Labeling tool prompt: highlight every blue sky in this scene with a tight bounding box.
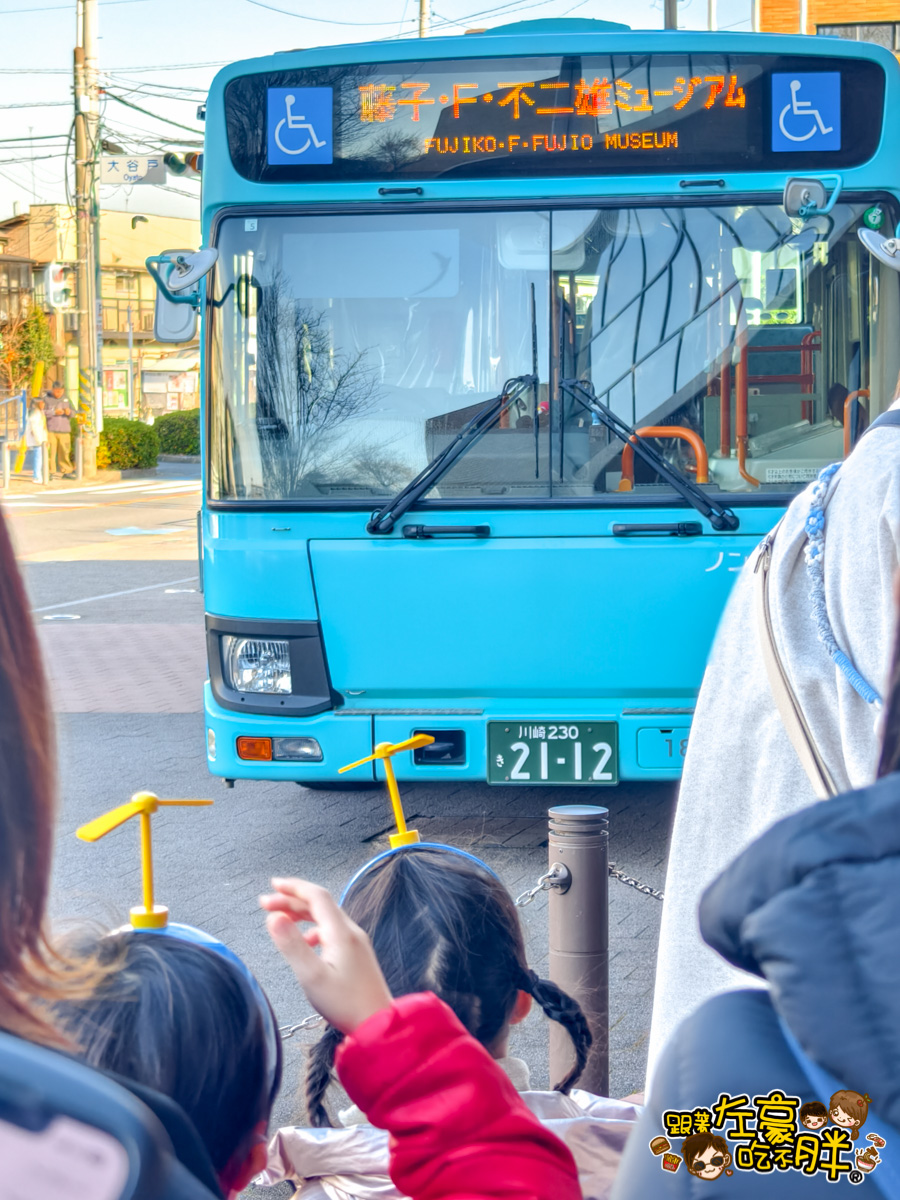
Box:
[0,0,752,222]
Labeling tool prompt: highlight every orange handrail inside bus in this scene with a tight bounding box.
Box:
[735,335,760,488]
[843,389,870,458]
[617,426,709,491]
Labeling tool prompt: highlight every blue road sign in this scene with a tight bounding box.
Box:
[772,73,841,153]
[267,87,333,165]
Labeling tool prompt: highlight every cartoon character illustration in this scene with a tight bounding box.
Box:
[829,1090,871,1140]
[800,1101,828,1129]
[683,1132,733,1180]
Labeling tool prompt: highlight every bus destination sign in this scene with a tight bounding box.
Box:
[225,53,884,182]
[355,70,748,160]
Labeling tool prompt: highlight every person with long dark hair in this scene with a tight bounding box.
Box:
[258,847,639,1199]
[0,506,100,1045]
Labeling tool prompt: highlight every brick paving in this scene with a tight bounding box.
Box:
[38,623,206,712]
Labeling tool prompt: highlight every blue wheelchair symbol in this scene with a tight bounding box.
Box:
[771,73,841,153]
[267,87,333,165]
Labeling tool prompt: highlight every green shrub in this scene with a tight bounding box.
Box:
[155,408,200,456]
[98,417,159,469]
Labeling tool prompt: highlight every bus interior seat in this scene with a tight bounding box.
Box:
[744,324,813,388]
[0,1029,222,1200]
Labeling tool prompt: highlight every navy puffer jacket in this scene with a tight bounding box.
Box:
[612,771,900,1197]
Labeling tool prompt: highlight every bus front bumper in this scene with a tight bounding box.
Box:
[204,684,692,784]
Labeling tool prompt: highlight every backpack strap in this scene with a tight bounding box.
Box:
[754,524,839,799]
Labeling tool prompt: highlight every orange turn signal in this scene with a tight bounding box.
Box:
[236,736,272,761]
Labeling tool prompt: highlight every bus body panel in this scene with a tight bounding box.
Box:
[307,528,759,699]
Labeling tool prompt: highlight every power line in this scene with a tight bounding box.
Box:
[0,101,72,110]
[0,152,68,165]
[0,0,148,12]
[104,61,228,73]
[0,134,69,144]
[103,92,204,135]
[242,0,414,23]
[0,61,225,75]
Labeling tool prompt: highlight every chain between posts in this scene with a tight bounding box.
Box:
[279,1014,324,1040]
[514,862,570,907]
[515,861,664,906]
[608,862,665,901]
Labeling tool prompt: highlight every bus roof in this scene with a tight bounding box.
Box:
[210,27,900,91]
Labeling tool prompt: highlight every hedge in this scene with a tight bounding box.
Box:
[155,408,200,456]
[97,417,159,470]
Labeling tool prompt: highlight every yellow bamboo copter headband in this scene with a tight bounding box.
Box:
[76,790,281,1099]
[339,735,434,848]
[338,735,501,903]
[76,791,213,928]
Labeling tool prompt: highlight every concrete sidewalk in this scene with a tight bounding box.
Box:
[1,466,175,495]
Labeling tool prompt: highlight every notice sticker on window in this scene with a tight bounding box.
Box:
[766,467,820,483]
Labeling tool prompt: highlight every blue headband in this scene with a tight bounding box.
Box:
[126,922,280,1104]
[339,841,501,905]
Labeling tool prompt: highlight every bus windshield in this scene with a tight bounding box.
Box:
[208,201,900,503]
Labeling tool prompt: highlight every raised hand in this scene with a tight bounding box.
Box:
[260,877,392,1033]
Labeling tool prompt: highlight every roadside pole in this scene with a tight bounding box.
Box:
[548,804,610,1095]
[127,303,134,420]
[74,0,100,474]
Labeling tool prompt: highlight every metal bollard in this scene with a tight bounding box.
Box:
[548,804,609,1096]
[75,435,84,481]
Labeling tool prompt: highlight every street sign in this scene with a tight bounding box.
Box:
[99,155,166,185]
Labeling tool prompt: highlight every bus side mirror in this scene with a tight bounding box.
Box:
[783,175,841,219]
[146,248,219,344]
[858,228,900,272]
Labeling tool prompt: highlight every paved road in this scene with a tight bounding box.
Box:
[3,465,676,1191]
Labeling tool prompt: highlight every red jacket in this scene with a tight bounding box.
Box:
[335,992,582,1200]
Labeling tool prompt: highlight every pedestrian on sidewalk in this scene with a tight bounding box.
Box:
[24,398,47,485]
[45,381,75,479]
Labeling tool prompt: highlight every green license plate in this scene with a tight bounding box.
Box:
[487,721,618,785]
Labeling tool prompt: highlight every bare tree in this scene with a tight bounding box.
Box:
[254,271,391,496]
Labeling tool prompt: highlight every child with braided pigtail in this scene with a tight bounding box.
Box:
[259,846,640,1200]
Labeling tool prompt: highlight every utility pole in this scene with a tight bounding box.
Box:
[418,0,429,37]
[708,0,717,30]
[799,0,808,33]
[74,0,101,472]
[664,0,678,29]
[127,302,134,420]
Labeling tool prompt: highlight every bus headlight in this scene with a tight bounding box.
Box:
[222,636,291,694]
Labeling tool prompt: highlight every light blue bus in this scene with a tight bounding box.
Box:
[167,20,900,787]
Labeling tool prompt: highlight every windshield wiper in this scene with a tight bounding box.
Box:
[559,379,739,532]
[367,375,538,535]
